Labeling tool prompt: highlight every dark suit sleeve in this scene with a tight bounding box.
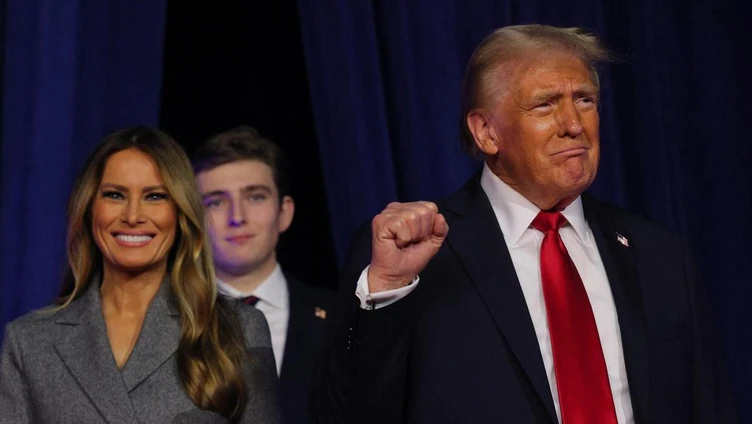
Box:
[310,222,421,424]
[683,242,739,423]
[0,325,32,424]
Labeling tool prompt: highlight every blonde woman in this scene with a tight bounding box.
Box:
[0,128,280,423]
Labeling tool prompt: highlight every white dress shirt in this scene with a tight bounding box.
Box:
[218,264,289,376]
[355,163,635,423]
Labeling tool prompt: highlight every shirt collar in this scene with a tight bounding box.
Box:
[479,163,591,246]
[216,263,289,310]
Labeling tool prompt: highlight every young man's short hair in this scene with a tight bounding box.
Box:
[192,126,290,199]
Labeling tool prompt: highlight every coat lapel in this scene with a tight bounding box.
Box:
[120,280,181,392]
[53,282,138,424]
[443,177,558,423]
[584,195,650,424]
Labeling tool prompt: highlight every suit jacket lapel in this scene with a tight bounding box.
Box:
[53,281,138,424]
[120,280,181,392]
[443,177,558,423]
[279,281,305,386]
[584,195,650,424]
[279,277,324,390]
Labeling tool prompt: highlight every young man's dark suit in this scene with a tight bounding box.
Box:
[312,172,737,424]
[278,275,332,424]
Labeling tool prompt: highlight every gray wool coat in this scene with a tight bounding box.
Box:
[0,280,281,424]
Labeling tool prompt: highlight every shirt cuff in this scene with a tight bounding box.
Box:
[354,265,420,310]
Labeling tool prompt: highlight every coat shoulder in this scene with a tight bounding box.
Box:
[5,306,62,341]
[286,276,334,308]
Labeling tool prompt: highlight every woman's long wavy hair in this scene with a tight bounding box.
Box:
[57,127,249,420]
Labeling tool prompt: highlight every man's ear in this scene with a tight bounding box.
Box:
[277,195,295,233]
[466,109,500,156]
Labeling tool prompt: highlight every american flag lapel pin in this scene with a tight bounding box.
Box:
[616,232,630,247]
[314,307,327,319]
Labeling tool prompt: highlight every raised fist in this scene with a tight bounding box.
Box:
[368,201,448,293]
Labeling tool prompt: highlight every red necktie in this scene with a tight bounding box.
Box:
[531,211,617,424]
[241,295,260,306]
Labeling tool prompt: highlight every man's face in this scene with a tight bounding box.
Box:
[196,160,294,277]
[479,52,600,209]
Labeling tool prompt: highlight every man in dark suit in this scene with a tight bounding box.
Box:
[312,24,737,423]
[192,126,332,424]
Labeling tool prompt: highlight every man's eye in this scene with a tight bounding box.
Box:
[204,198,223,208]
[576,95,598,107]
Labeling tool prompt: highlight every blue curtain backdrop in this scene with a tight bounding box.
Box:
[297,0,752,420]
[0,0,167,331]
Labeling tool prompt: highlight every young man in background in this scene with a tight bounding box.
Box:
[193,126,332,424]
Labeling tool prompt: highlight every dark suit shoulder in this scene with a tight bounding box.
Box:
[286,276,334,308]
[435,171,484,214]
[583,194,684,242]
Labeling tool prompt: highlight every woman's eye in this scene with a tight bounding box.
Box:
[146,192,170,201]
[102,191,124,200]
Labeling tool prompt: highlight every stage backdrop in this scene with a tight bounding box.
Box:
[297,0,752,420]
[0,0,167,330]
